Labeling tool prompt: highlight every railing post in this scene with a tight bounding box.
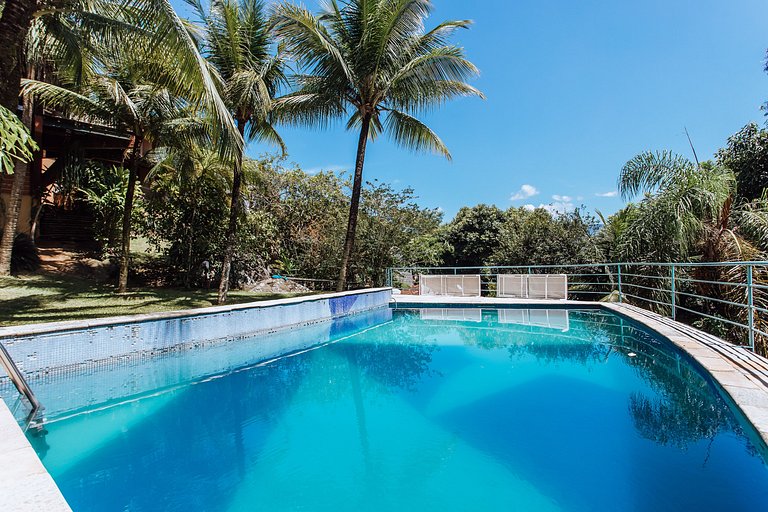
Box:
[617,263,623,303]
[670,264,676,320]
[747,264,755,351]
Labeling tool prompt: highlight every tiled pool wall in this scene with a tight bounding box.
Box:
[0,288,391,382]
[5,307,393,420]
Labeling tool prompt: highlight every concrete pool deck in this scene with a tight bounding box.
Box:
[391,295,768,445]
[0,399,71,511]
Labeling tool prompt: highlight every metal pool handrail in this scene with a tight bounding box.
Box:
[0,342,42,421]
[386,261,768,352]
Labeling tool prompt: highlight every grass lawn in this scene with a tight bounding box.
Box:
[0,273,311,327]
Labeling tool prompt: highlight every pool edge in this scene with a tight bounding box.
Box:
[0,399,71,511]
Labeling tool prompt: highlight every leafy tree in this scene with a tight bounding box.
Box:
[490,207,599,267]
[716,123,768,201]
[353,181,442,285]
[81,164,133,253]
[23,55,208,291]
[185,0,287,303]
[272,0,483,291]
[441,204,504,267]
[0,0,240,278]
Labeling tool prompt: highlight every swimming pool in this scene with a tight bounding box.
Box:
[19,307,768,511]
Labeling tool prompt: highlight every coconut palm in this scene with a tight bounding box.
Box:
[185,0,287,303]
[616,150,768,347]
[23,54,209,292]
[272,0,483,291]
[0,0,240,277]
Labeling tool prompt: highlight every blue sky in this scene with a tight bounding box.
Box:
[234,1,768,220]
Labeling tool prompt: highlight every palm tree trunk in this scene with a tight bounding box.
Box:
[0,0,35,112]
[117,135,142,293]
[0,93,34,276]
[217,119,247,304]
[336,113,372,292]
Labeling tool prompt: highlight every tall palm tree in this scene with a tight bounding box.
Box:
[23,55,208,291]
[0,0,240,277]
[186,0,287,304]
[616,150,768,346]
[617,151,739,262]
[272,0,483,291]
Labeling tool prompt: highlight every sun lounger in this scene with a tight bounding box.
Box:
[497,274,527,298]
[419,275,482,297]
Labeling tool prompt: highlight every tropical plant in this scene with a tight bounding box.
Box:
[80,164,132,253]
[0,104,39,275]
[184,0,287,303]
[141,144,233,287]
[615,150,768,348]
[22,53,209,291]
[272,0,483,291]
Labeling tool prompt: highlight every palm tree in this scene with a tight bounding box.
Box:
[185,0,287,304]
[615,150,768,347]
[617,151,740,262]
[0,0,240,277]
[23,55,209,291]
[272,0,483,291]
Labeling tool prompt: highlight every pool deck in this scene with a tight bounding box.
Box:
[0,399,71,511]
[392,295,768,445]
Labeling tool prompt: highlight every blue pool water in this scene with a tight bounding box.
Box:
[23,307,768,511]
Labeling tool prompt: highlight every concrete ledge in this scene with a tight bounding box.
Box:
[0,288,392,339]
[0,400,70,511]
[0,288,392,378]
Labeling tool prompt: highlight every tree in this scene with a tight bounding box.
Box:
[615,150,768,347]
[185,0,287,303]
[716,123,768,201]
[490,207,599,267]
[0,104,38,274]
[23,55,207,291]
[272,0,483,291]
[0,0,241,278]
[441,204,504,267]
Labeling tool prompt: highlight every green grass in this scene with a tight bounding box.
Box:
[0,273,311,327]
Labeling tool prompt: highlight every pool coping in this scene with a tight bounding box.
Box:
[0,287,393,339]
[391,295,768,445]
[0,399,70,511]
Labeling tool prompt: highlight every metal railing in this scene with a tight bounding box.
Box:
[386,262,768,352]
[0,342,43,426]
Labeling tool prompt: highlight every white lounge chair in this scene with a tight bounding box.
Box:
[497,274,527,298]
[527,274,568,300]
[419,275,482,297]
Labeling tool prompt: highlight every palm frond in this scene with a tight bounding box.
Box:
[384,108,450,159]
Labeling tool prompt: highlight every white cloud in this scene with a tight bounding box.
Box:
[522,204,536,211]
[595,190,618,198]
[510,184,539,201]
